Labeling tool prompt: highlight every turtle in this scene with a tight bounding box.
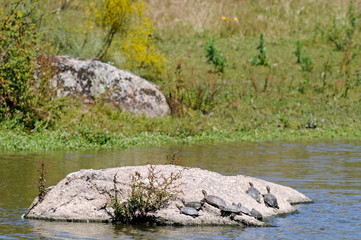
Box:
[234,202,251,216]
[250,208,263,221]
[176,204,199,217]
[246,182,261,203]
[181,199,204,211]
[263,186,279,209]
[219,204,242,217]
[201,190,226,209]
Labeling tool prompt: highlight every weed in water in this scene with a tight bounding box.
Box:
[165,151,181,165]
[33,160,51,202]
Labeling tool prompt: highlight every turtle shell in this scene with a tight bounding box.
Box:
[182,199,203,210]
[202,190,226,209]
[177,205,199,217]
[250,208,263,221]
[263,186,279,209]
[246,182,261,203]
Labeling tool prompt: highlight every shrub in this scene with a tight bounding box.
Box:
[86,0,137,59]
[325,1,357,51]
[84,0,166,81]
[118,14,166,81]
[107,165,183,223]
[0,1,56,129]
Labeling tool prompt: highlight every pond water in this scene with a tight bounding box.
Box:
[0,140,360,239]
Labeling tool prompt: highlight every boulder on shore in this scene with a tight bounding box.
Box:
[25,165,312,226]
[51,56,170,117]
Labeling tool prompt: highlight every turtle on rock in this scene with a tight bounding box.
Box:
[176,204,199,218]
[263,186,279,209]
[181,199,204,211]
[201,190,226,209]
[219,204,242,217]
[246,182,261,203]
[250,208,263,221]
[234,202,251,216]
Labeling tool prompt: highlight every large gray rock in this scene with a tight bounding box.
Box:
[51,56,170,117]
[24,165,312,226]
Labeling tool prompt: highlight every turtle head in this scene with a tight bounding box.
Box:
[202,190,207,197]
[176,204,182,210]
[266,186,271,193]
[249,182,254,187]
[181,198,186,205]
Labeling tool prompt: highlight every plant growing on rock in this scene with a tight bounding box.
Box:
[33,160,51,202]
[107,165,183,223]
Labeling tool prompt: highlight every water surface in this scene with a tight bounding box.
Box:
[0,140,360,239]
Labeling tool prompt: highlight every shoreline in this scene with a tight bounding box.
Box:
[1,127,360,152]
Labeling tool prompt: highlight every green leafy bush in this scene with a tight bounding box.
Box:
[205,38,226,73]
[0,1,59,129]
[326,1,357,51]
[108,165,183,223]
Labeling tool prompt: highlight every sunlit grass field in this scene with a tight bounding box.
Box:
[0,0,360,151]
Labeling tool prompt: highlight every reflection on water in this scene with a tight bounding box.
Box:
[0,140,360,239]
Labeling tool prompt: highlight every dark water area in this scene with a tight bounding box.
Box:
[0,140,360,239]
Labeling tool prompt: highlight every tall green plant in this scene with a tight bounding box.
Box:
[250,33,268,66]
[205,38,226,73]
[294,41,314,73]
[33,160,51,202]
[0,1,64,129]
[0,2,39,126]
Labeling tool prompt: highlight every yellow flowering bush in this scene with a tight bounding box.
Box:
[119,17,166,80]
[86,0,165,80]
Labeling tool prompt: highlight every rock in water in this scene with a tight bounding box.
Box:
[24,165,311,226]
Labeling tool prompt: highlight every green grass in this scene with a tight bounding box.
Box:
[1,0,361,151]
[1,124,360,152]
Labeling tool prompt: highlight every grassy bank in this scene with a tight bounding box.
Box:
[1,0,361,151]
[1,125,360,152]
